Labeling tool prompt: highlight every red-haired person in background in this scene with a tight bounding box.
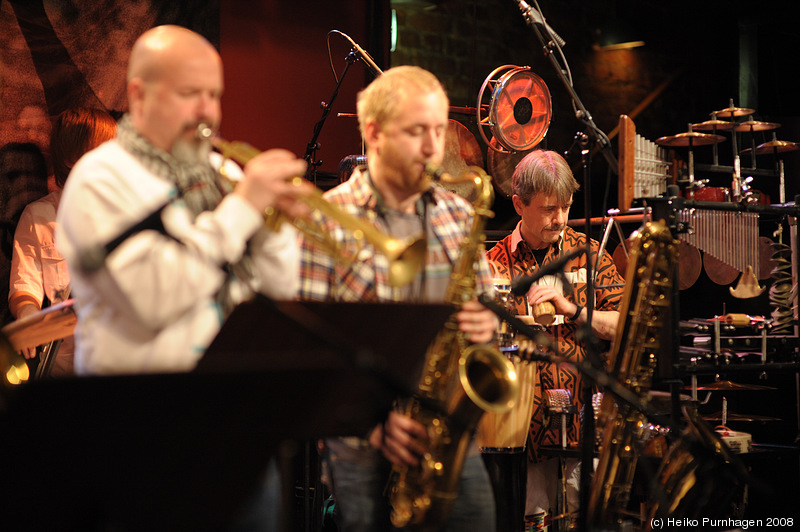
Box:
[8,107,117,376]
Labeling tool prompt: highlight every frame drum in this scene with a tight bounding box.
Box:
[477,353,536,451]
[477,65,552,154]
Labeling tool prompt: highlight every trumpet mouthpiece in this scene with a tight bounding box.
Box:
[196,123,215,141]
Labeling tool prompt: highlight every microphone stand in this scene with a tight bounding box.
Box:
[516,3,617,528]
[479,292,703,532]
[303,51,358,185]
[575,133,601,532]
[520,0,618,175]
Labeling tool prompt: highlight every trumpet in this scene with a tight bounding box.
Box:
[197,125,426,287]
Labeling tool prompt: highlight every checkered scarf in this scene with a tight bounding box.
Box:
[115,115,233,217]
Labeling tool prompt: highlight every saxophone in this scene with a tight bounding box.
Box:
[586,220,678,527]
[388,166,520,531]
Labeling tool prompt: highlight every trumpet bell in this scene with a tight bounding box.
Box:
[388,236,427,287]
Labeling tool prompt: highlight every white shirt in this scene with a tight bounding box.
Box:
[10,189,70,311]
[57,140,299,375]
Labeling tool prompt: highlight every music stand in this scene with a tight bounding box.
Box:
[0,298,452,531]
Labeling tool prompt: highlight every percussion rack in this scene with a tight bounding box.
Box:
[695,162,779,180]
[647,193,800,380]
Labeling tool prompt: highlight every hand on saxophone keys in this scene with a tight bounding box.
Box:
[368,411,429,468]
[233,148,313,219]
[456,299,499,344]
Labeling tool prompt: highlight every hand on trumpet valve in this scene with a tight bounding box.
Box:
[234,148,312,218]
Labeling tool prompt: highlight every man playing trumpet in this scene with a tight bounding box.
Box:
[57,25,313,375]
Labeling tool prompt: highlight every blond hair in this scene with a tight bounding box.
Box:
[356,65,448,140]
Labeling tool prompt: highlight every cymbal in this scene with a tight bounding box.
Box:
[647,390,693,415]
[684,379,777,391]
[734,120,781,132]
[1,299,76,351]
[656,131,725,147]
[754,139,800,155]
[487,137,534,198]
[712,106,755,118]
[440,119,484,199]
[703,411,782,422]
[692,119,736,131]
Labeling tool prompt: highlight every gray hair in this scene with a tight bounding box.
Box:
[512,149,579,205]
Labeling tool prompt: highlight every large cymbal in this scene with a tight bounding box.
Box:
[692,119,736,131]
[440,119,484,199]
[712,106,755,118]
[734,120,781,132]
[684,379,777,391]
[656,131,725,147]
[487,137,535,198]
[755,139,800,155]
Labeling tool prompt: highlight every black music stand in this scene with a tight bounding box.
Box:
[0,299,452,532]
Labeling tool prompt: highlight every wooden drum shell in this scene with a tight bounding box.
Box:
[476,356,536,450]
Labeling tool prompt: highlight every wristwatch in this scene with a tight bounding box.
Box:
[567,303,584,322]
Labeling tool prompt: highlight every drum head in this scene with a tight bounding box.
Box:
[489,68,551,152]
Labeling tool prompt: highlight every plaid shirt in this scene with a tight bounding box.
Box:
[486,222,625,461]
[298,168,493,303]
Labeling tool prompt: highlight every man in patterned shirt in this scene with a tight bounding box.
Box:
[298,65,498,532]
[485,149,624,522]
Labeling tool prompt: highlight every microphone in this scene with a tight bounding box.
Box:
[513,0,566,47]
[510,247,584,296]
[337,31,383,77]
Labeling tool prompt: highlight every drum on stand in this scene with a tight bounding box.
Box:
[476,65,552,200]
[477,349,536,532]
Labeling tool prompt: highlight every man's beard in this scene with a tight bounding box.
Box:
[171,131,212,166]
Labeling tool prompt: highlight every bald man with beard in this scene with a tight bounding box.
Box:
[57,25,312,375]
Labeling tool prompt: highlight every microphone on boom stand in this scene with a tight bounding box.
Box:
[335,30,383,77]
